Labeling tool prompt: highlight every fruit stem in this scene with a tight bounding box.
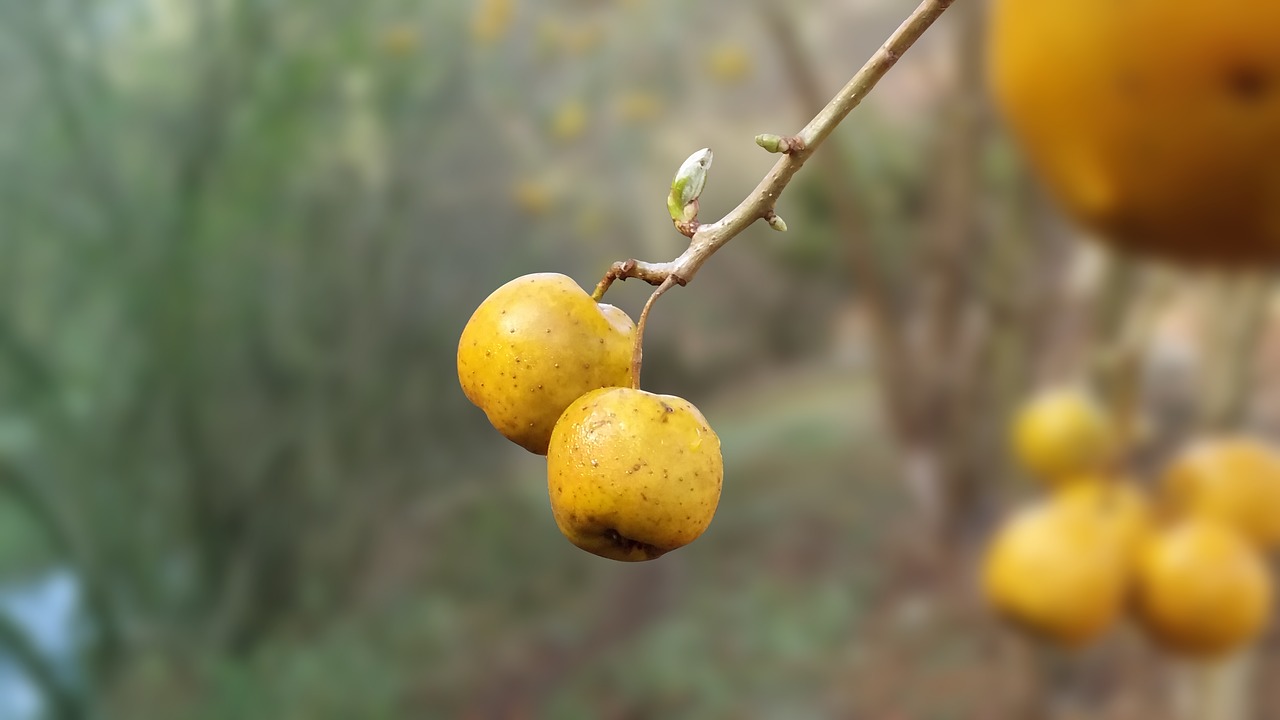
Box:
[630,276,679,389]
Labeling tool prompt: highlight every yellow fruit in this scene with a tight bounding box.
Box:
[982,495,1132,647]
[1135,519,1272,657]
[547,387,723,562]
[457,274,634,455]
[1011,387,1119,485]
[987,0,1280,264]
[1055,478,1154,561]
[1162,437,1280,549]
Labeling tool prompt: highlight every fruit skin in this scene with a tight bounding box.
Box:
[1162,437,1280,549]
[457,273,635,455]
[1055,478,1154,562]
[982,494,1132,647]
[547,387,723,562]
[988,0,1280,264]
[1135,519,1273,657]
[1011,387,1118,485]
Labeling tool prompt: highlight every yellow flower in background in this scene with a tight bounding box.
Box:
[561,23,603,56]
[511,180,555,217]
[615,91,662,124]
[471,0,514,46]
[574,203,607,239]
[550,100,587,141]
[706,43,752,84]
[534,19,601,59]
[380,25,419,57]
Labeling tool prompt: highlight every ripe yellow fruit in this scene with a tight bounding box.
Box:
[987,0,1280,264]
[1161,437,1280,549]
[547,387,723,562]
[1134,519,1273,657]
[982,495,1132,647]
[457,274,635,455]
[1011,387,1119,485]
[1055,478,1154,561]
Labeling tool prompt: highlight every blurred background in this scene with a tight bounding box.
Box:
[1,0,1278,718]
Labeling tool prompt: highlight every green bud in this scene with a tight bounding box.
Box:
[755,134,785,153]
[766,213,788,232]
[667,148,713,223]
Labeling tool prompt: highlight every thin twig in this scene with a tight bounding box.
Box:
[630,276,679,389]
[598,0,958,290]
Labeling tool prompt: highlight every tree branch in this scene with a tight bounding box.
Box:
[598,0,957,289]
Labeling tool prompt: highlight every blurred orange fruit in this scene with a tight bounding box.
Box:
[988,0,1280,264]
[1055,478,1154,562]
[1011,387,1119,486]
[1161,437,1280,549]
[982,494,1132,647]
[1134,518,1272,657]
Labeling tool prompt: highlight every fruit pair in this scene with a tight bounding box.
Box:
[457,273,723,561]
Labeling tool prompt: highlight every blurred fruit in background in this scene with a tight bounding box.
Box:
[1011,386,1120,486]
[1134,518,1273,657]
[988,0,1280,264]
[1161,437,1280,549]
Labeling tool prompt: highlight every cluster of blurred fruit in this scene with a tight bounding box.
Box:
[984,387,1279,657]
[457,273,724,562]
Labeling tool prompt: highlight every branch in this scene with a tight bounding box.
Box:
[598,0,957,290]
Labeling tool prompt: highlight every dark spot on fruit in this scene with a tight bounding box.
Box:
[1225,63,1269,102]
[661,402,674,413]
[631,463,642,473]
[603,528,663,559]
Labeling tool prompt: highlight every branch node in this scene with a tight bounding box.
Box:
[754,133,805,154]
[674,219,701,238]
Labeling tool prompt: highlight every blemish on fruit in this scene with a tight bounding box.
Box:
[1225,63,1269,102]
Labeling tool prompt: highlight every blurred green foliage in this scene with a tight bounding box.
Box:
[0,0,996,716]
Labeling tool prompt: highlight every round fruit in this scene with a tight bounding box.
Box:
[988,0,1280,264]
[457,273,635,455]
[1055,478,1153,562]
[547,387,723,562]
[1011,387,1119,485]
[982,495,1131,647]
[1134,519,1272,657]
[1161,437,1280,549]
